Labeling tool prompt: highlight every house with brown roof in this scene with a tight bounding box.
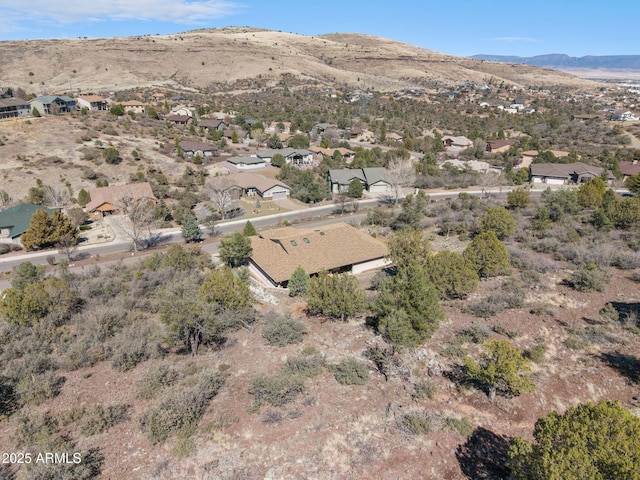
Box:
[198,119,229,131]
[530,162,613,185]
[485,139,513,153]
[248,222,390,287]
[77,95,107,111]
[227,172,290,200]
[620,160,640,180]
[85,182,157,219]
[165,114,192,125]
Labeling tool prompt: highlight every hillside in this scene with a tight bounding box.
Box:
[0,28,596,95]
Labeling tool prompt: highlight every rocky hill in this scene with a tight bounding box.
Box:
[0,27,596,95]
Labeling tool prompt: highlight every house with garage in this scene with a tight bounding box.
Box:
[30,95,76,115]
[165,114,192,125]
[0,203,59,244]
[328,168,392,194]
[248,222,390,287]
[85,182,157,220]
[226,156,267,170]
[76,95,108,111]
[530,162,613,185]
[179,141,218,159]
[227,172,290,200]
[198,119,229,132]
[254,148,314,167]
[0,98,31,119]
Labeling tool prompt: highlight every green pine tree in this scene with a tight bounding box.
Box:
[77,189,91,206]
[181,212,202,243]
[288,265,310,297]
[463,231,510,278]
[243,221,257,237]
[305,272,365,321]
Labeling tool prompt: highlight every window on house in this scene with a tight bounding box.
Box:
[303,237,310,243]
[290,240,297,246]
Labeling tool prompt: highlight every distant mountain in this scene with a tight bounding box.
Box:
[470,54,640,71]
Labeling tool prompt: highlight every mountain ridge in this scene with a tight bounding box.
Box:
[470,53,640,71]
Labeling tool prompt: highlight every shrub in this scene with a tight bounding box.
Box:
[413,379,437,400]
[109,320,163,371]
[248,373,305,410]
[283,353,325,378]
[330,357,370,385]
[444,417,474,438]
[60,404,129,436]
[524,344,547,363]
[570,261,611,293]
[136,364,179,400]
[441,345,468,358]
[139,370,223,444]
[262,314,307,347]
[399,412,432,435]
[15,371,65,406]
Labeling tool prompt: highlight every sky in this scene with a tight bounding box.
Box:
[0,0,638,58]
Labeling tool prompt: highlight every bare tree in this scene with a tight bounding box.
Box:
[0,189,12,208]
[57,232,78,261]
[204,176,235,220]
[119,196,157,252]
[42,184,69,208]
[386,157,416,204]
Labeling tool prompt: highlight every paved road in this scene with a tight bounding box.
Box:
[0,185,572,291]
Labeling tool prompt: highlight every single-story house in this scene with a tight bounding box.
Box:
[0,203,59,243]
[121,100,146,114]
[85,182,157,219]
[530,162,614,185]
[30,95,76,115]
[248,222,390,287]
[266,121,292,134]
[76,95,108,111]
[165,114,192,125]
[169,105,193,117]
[486,139,513,153]
[226,156,267,170]
[0,98,31,119]
[386,132,404,143]
[198,119,229,131]
[179,141,218,159]
[254,148,314,167]
[309,146,356,162]
[619,160,640,180]
[442,136,473,150]
[441,159,502,174]
[227,172,290,200]
[328,167,392,193]
[520,150,577,169]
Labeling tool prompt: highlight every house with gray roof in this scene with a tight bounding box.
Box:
[328,168,392,194]
[227,156,267,170]
[30,95,76,115]
[530,162,613,185]
[0,98,31,119]
[0,204,59,243]
[254,148,314,167]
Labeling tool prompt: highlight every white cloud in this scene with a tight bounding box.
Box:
[0,0,242,25]
[492,37,543,44]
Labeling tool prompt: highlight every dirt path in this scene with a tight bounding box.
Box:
[625,130,640,148]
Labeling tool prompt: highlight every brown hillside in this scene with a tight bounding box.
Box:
[0,28,595,94]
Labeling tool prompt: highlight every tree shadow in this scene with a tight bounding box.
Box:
[456,427,512,479]
[609,301,640,328]
[598,351,640,384]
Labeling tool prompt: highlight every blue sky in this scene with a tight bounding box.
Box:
[1,0,637,57]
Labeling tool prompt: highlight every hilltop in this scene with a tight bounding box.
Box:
[0,28,596,95]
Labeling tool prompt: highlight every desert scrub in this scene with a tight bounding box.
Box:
[399,412,432,435]
[261,313,307,347]
[249,373,305,410]
[136,364,179,400]
[60,404,129,436]
[139,369,223,444]
[444,416,474,438]
[413,379,437,400]
[329,357,370,385]
[283,352,325,378]
[524,344,547,363]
